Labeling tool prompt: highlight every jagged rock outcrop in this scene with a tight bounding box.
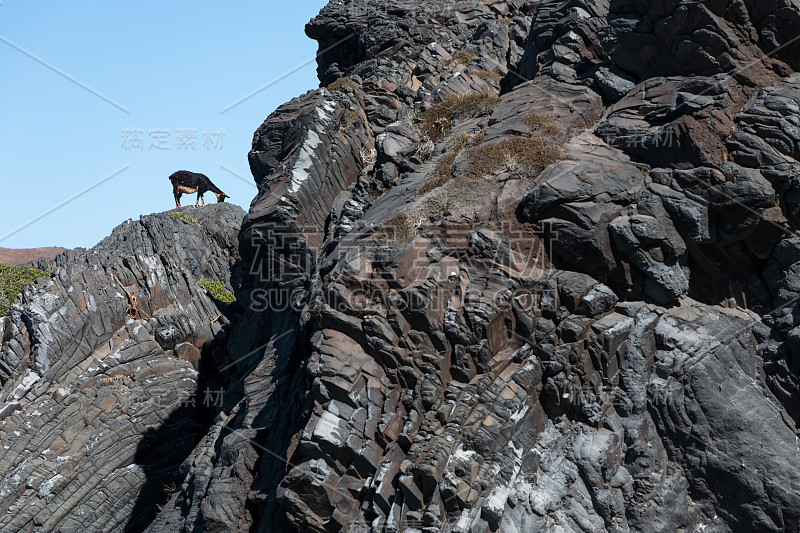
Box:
[4,0,800,532]
[0,204,244,532]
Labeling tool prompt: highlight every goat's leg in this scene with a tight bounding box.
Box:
[175,192,182,208]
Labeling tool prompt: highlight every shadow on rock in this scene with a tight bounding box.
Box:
[122,326,231,533]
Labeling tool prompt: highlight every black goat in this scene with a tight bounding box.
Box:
[168,170,228,208]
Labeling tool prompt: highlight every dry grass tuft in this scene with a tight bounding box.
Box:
[342,108,360,128]
[407,178,493,228]
[327,76,358,96]
[360,146,377,172]
[414,138,436,161]
[453,51,472,65]
[473,70,503,83]
[523,113,561,136]
[376,179,494,246]
[419,134,472,196]
[374,213,415,245]
[419,125,562,197]
[420,92,502,142]
[463,137,563,180]
[426,117,452,144]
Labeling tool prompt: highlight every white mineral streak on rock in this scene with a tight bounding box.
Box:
[313,410,346,446]
[12,369,40,400]
[142,255,168,288]
[509,404,529,424]
[288,100,336,194]
[38,474,63,498]
[289,130,321,194]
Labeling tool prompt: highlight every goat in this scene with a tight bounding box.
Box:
[168,170,229,207]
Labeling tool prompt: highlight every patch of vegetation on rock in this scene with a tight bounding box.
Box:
[374,213,415,245]
[0,263,51,316]
[377,178,493,247]
[327,76,358,96]
[421,92,502,142]
[409,178,493,225]
[418,134,473,196]
[473,69,503,83]
[198,280,236,304]
[341,108,360,129]
[169,212,202,227]
[453,51,472,65]
[463,136,563,180]
[523,113,562,136]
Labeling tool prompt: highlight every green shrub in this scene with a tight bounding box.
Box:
[463,136,563,180]
[0,263,51,316]
[421,92,502,142]
[327,76,358,96]
[198,280,236,304]
[169,212,202,227]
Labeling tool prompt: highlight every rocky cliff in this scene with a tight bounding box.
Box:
[0,205,245,532]
[3,0,800,532]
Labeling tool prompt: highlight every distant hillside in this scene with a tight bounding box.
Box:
[0,246,68,265]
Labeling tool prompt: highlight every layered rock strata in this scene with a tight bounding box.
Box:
[0,204,244,532]
[4,1,800,532]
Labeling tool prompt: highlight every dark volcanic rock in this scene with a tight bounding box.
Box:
[5,1,800,532]
[0,204,244,532]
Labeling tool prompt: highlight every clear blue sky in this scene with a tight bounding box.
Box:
[0,0,329,249]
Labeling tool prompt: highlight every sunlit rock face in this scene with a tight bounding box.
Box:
[0,204,245,532]
[5,0,800,531]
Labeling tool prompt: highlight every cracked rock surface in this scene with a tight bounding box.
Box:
[4,0,800,532]
[0,204,245,532]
